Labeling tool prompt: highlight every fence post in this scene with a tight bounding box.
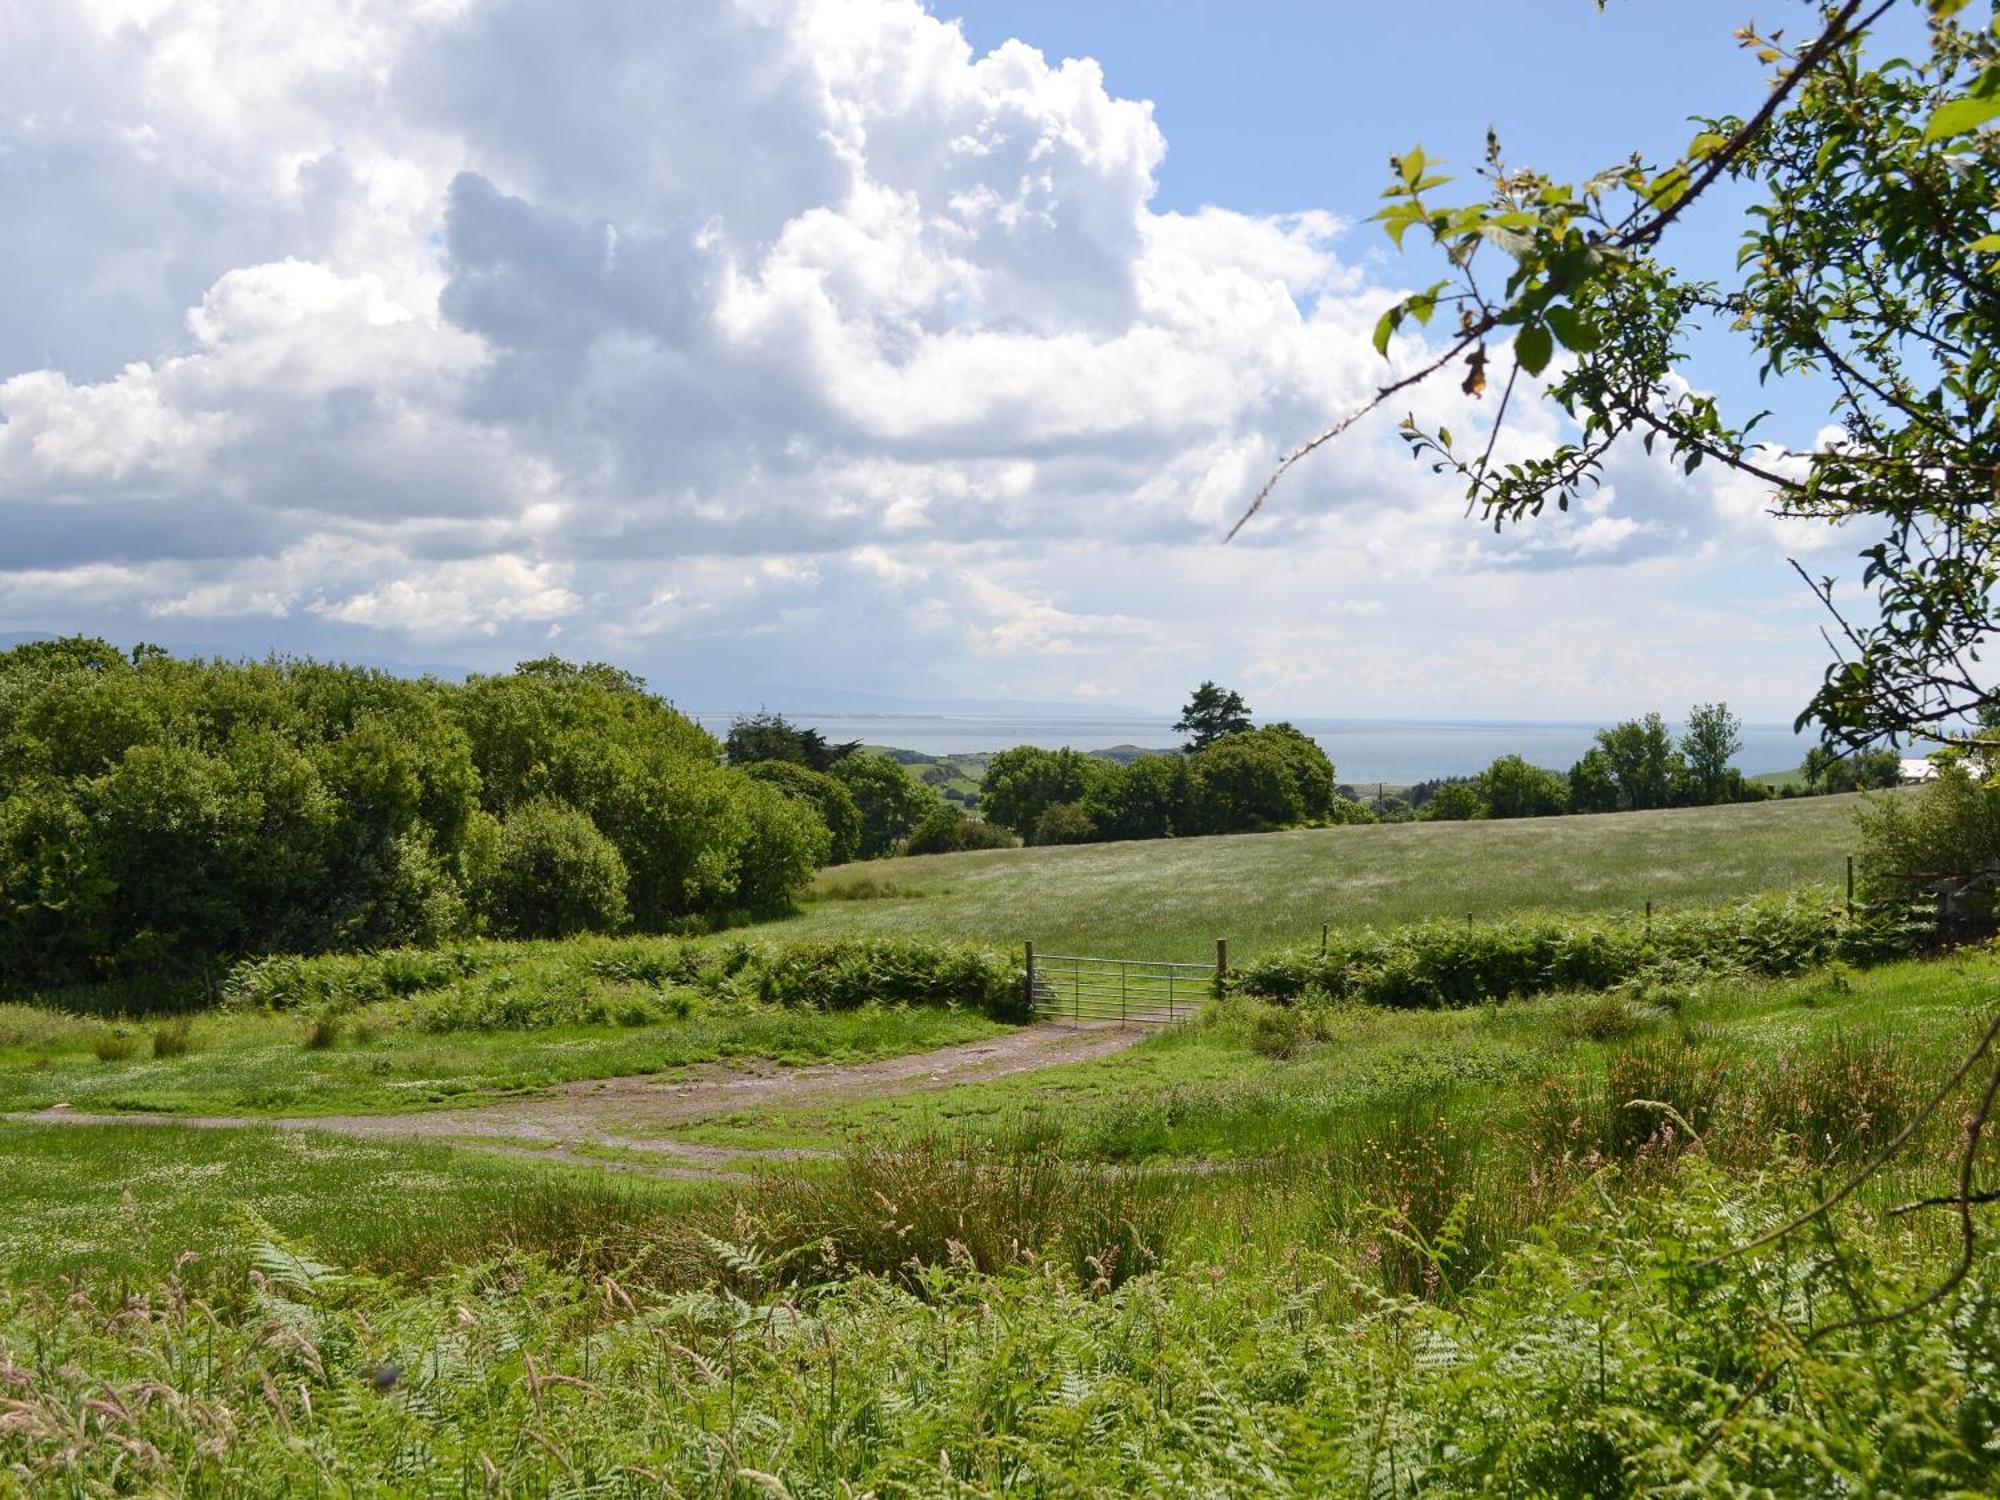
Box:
[1847,855,1855,917]
[1215,938,1229,996]
[1645,899,1652,933]
[1024,940,1035,1016]
[1321,922,1329,956]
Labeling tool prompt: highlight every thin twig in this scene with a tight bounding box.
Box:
[1226,338,1473,541]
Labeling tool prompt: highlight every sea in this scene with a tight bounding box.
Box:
[689,712,1817,787]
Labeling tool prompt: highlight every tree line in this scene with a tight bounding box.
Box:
[0,641,837,988]
[1396,704,1900,824]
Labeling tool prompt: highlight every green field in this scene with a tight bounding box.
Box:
[781,793,1874,960]
[3,948,1993,1490]
[6,785,1995,1492]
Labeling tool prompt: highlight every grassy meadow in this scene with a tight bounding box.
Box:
[4,793,1997,1492]
[2,948,1996,1490]
[785,792,1873,959]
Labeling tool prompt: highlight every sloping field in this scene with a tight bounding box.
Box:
[777,793,1875,961]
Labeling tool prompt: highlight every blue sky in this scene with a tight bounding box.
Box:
[0,0,1895,719]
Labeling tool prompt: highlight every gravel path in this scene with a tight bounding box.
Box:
[11,1022,1148,1176]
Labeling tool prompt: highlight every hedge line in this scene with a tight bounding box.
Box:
[1230,890,1916,1010]
[224,934,1029,1031]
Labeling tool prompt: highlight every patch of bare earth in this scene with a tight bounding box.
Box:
[13,1022,1147,1179]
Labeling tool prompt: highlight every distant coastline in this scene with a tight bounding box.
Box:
[690,711,1815,786]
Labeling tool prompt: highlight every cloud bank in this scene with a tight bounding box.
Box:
[0,0,1836,715]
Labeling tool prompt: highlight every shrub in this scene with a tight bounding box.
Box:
[1854,760,2000,931]
[1248,1002,1330,1059]
[474,800,631,939]
[1322,795,1379,825]
[303,1015,341,1050]
[150,1018,194,1058]
[1563,992,1666,1042]
[91,1027,137,1063]
[1030,800,1097,846]
[1422,782,1486,821]
[738,937,1025,1020]
[904,804,1016,855]
[1234,892,1907,1011]
[221,934,1024,1032]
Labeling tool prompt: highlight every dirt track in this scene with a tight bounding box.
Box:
[13,1022,1147,1177]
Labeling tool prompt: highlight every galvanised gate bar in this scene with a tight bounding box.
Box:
[1025,939,1226,1025]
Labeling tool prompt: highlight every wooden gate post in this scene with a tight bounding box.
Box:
[1024,940,1035,1015]
[1215,938,1229,996]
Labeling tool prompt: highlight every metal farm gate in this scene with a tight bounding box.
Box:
[1025,941,1225,1026]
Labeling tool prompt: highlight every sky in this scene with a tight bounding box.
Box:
[0,0,1897,719]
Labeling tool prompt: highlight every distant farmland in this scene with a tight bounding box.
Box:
[779,793,1875,961]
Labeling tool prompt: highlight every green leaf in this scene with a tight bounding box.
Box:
[1967,233,2000,253]
[1372,306,1399,358]
[1925,93,2000,141]
[1515,324,1554,377]
[1547,305,1602,353]
[1925,69,2000,141]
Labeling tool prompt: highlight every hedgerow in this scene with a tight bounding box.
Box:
[223,933,1028,1029]
[1232,890,1914,1009]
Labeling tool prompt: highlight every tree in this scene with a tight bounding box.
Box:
[1422,782,1486,821]
[1594,714,1683,811]
[1477,754,1569,819]
[1567,748,1620,815]
[1243,1,1998,768]
[1680,703,1745,805]
[1081,754,1194,841]
[1233,1,2000,1306]
[742,760,862,865]
[1188,728,1311,832]
[829,752,941,859]
[979,747,1112,840]
[1259,723,1339,822]
[1807,744,1905,793]
[1174,681,1252,751]
[724,710,858,773]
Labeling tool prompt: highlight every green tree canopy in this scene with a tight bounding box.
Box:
[1593,714,1684,812]
[724,711,859,773]
[1680,703,1746,806]
[742,760,862,866]
[1477,754,1570,819]
[1422,782,1487,821]
[1174,681,1253,751]
[830,752,942,859]
[979,746,1114,840]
